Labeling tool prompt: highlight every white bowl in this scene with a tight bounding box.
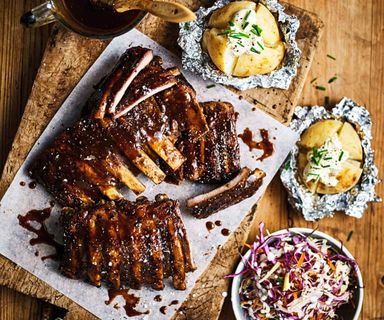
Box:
[231,228,364,320]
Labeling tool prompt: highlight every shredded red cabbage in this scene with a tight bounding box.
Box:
[229,224,358,319]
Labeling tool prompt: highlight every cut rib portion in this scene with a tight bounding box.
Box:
[187,167,266,218]
[29,119,148,206]
[113,57,179,119]
[178,101,241,184]
[90,47,154,119]
[60,196,195,290]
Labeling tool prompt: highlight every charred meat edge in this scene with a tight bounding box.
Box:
[187,167,266,218]
[94,47,154,119]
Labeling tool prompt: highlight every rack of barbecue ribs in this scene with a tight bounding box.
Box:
[29,47,208,206]
[61,195,195,290]
[29,46,265,213]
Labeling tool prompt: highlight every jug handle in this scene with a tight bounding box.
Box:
[20,1,56,28]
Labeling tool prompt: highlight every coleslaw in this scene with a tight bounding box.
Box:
[229,223,358,319]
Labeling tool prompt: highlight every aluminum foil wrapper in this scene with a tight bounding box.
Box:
[178,0,301,90]
[280,97,381,221]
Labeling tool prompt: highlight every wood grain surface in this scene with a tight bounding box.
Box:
[0,1,383,320]
[0,3,322,320]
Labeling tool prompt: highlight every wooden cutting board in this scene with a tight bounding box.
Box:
[0,2,323,319]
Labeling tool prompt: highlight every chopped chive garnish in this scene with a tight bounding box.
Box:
[327,54,336,60]
[206,84,216,89]
[311,147,328,166]
[310,77,317,84]
[245,10,251,21]
[242,22,249,30]
[308,173,320,176]
[237,41,245,47]
[284,161,290,170]
[347,230,353,242]
[257,41,264,50]
[324,157,332,160]
[252,24,262,36]
[184,22,190,31]
[228,32,250,39]
[322,165,331,168]
[315,85,326,91]
[218,29,235,35]
[324,96,330,106]
[229,20,235,26]
[328,76,337,83]
[338,151,344,161]
[237,32,250,38]
[250,47,260,54]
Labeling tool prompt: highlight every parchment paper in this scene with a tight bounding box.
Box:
[0,29,298,319]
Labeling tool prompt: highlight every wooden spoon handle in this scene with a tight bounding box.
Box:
[114,0,196,23]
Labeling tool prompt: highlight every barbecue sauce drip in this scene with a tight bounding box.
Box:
[221,228,230,236]
[28,181,37,189]
[154,295,162,302]
[238,128,274,161]
[17,207,63,261]
[206,221,215,231]
[60,0,142,36]
[105,289,149,317]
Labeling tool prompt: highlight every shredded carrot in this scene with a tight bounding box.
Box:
[327,259,336,272]
[293,292,298,299]
[252,298,260,308]
[243,242,251,249]
[297,252,305,268]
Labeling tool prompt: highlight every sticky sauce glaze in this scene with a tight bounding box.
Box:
[105,289,149,317]
[238,128,274,161]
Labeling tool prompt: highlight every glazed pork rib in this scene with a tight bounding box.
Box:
[88,48,208,139]
[187,167,266,218]
[61,195,195,290]
[178,101,241,183]
[112,57,180,119]
[29,119,147,206]
[91,47,154,119]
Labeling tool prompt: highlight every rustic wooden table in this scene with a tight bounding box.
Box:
[0,0,383,319]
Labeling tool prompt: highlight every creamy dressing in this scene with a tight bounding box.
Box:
[304,134,349,186]
[226,9,265,56]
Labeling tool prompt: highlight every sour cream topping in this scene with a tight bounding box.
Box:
[226,9,265,56]
[304,134,349,187]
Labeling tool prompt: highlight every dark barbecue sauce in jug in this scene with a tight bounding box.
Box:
[58,0,143,37]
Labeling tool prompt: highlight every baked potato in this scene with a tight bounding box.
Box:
[202,1,285,76]
[316,160,363,194]
[208,1,256,29]
[202,28,238,75]
[232,42,285,77]
[298,119,363,195]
